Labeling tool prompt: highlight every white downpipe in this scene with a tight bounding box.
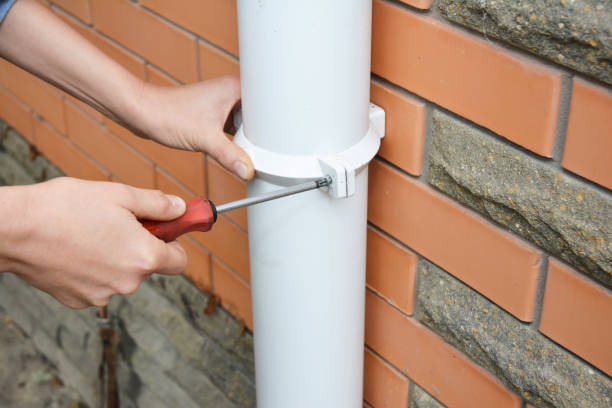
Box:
[237,1,373,406]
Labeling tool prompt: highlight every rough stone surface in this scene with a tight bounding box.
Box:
[1,128,62,182]
[411,383,446,408]
[0,272,256,408]
[0,152,37,185]
[437,0,612,85]
[0,274,101,405]
[148,274,255,379]
[117,277,255,407]
[0,306,87,408]
[415,259,612,408]
[428,110,612,288]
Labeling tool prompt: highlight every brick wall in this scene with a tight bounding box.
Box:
[0,1,610,407]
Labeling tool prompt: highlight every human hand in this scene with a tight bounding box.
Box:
[131,75,254,181]
[0,1,252,180]
[0,178,187,309]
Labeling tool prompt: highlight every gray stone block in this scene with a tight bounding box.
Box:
[118,279,255,406]
[168,359,237,408]
[149,275,255,377]
[0,152,36,185]
[119,283,206,365]
[437,0,612,85]
[411,383,446,408]
[1,129,64,182]
[0,272,255,407]
[1,129,31,163]
[415,259,612,408]
[121,337,202,408]
[0,275,99,405]
[428,110,612,288]
[0,273,100,378]
[200,339,256,406]
[0,119,8,134]
[112,297,180,370]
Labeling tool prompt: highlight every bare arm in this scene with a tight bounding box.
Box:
[0,0,253,179]
[0,0,252,309]
[0,0,141,127]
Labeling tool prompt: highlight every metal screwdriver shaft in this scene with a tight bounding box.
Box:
[215,176,332,214]
[141,176,332,242]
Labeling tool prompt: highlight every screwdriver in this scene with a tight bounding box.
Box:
[140,176,332,242]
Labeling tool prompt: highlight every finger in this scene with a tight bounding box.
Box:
[208,131,254,181]
[155,241,187,276]
[121,186,186,221]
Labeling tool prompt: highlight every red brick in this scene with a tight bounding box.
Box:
[34,118,110,181]
[199,42,240,81]
[105,120,206,196]
[370,81,426,176]
[399,0,433,10]
[207,158,247,230]
[192,214,250,282]
[54,9,146,80]
[155,168,195,202]
[366,227,416,315]
[146,64,180,87]
[63,93,104,123]
[178,236,211,293]
[65,102,155,188]
[363,348,409,407]
[562,78,612,190]
[365,291,521,408]
[212,257,252,329]
[51,0,91,23]
[0,87,35,144]
[368,160,541,321]
[539,259,612,377]
[0,59,65,133]
[372,0,562,156]
[90,0,198,83]
[141,0,239,56]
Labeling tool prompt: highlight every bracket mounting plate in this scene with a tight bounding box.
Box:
[234,103,385,198]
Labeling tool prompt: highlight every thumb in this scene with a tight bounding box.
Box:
[122,187,186,221]
[209,132,254,181]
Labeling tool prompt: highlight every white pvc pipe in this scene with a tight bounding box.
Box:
[237,1,372,407]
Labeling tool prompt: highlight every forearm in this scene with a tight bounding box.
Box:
[0,0,143,127]
[0,0,254,180]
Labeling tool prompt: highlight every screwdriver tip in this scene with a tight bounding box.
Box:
[318,176,332,188]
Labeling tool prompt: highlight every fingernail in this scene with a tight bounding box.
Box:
[166,195,185,211]
[232,160,250,180]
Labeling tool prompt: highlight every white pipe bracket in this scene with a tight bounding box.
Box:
[234,103,385,198]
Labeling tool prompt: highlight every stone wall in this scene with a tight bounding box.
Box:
[428,110,611,288]
[416,260,610,408]
[437,0,612,85]
[0,121,62,186]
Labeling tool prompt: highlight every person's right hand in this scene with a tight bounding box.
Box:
[0,177,188,309]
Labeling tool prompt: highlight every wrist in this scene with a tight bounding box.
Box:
[108,74,153,136]
[0,185,33,273]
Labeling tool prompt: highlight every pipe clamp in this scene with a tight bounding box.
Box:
[234,103,385,198]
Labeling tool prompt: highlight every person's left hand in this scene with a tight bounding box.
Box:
[130,75,254,181]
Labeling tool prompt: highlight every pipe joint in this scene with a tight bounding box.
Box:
[234,103,385,198]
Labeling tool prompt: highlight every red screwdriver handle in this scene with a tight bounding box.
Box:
[140,197,217,242]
